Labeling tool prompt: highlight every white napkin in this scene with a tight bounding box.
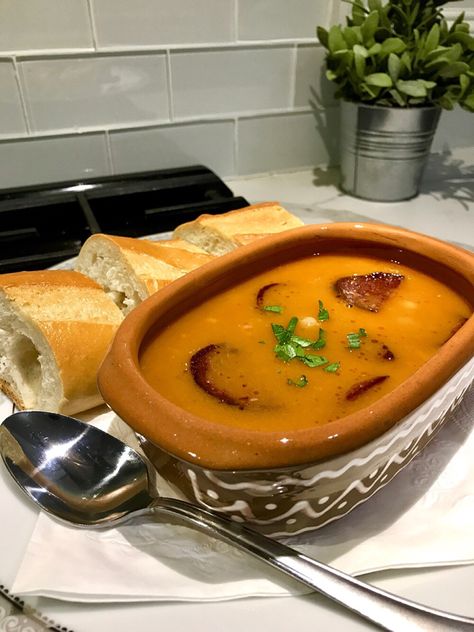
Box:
[8,385,474,603]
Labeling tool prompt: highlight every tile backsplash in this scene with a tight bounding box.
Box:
[0,0,473,188]
[21,54,170,132]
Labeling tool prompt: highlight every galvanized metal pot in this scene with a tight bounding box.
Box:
[340,100,441,202]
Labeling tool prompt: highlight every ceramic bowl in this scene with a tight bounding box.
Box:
[98,223,474,537]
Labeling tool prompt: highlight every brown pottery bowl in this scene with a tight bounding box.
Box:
[98,223,474,537]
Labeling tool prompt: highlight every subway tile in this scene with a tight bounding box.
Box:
[294,45,336,109]
[0,134,110,189]
[92,0,234,48]
[238,0,330,40]
[0,0,93,52]
[21,55,169,133]
[237,109,339,175]
[171,47,293,118]
[110,120,235,177]
[0,62,27,136]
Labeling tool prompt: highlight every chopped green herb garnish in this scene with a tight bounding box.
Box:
[263,305,284,313]
[287,375,308,388]
[289,328,326,350]
[300,353,328,368]
[272,317,298,345]
[347,333,359,348]
[346,328,368,349]
[317,300,329,322]
[290,334,314,348]
[274,342,298,362]
[324,361,340,373]
[312,328,326,350]
[271,323,287,343]
[271,317,332,369]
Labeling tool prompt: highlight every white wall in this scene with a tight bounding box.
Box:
[0,0,472,188]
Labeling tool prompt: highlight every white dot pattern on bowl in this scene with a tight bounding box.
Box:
[154,363,473,537]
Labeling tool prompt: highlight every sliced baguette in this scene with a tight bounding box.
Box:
[0,270,123,415]
[75,234,214,314]
[172,202,304,255]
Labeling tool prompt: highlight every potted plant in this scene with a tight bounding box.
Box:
[317,0,474,201]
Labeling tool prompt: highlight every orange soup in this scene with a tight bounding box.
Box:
[139,252,472,432]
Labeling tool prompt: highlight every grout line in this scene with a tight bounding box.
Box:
[289,44,298,109]
[0,48,96,60]
[0,105,326,144]
[8,39,319,61]
[234,0,239,41]
[0,129,106,144]
[104,130,115,174]
[233,117,239,174]
[85,0,99,50]
[165,50,175,121]
[12,57,32,134]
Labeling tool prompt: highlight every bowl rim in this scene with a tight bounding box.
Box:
[98,222,474,471]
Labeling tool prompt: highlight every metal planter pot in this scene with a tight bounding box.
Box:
[340,101,441,202]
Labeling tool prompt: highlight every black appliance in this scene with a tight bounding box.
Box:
[0,165,249,273]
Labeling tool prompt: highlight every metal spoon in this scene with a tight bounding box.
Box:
[1,410,473,632]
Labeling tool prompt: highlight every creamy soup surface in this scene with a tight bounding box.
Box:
[139,253,471,432]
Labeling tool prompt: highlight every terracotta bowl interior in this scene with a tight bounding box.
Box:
[98,223,474,471]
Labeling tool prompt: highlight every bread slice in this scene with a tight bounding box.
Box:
[172,202,304,255]
[0,270,123,415]
[75,234,214,314]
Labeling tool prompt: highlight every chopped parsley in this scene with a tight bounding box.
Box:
[287,375,308,388]
[263,304,284,313]
[274,342,298,362]
[272,317,298,345]
[317,300,329,321]
[291,327,326,350]
[300,353,328,368]
[324,361,341,373]
[346,328,368,349]
[271,316,338,372]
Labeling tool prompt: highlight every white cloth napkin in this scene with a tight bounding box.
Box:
[8,385,474,603]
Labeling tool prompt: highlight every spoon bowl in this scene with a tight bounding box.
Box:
[0,410,152,525]
[1,409,474,632]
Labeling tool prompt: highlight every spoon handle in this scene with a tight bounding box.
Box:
[151,497,474,632]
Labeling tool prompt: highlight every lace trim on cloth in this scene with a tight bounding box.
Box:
[0,583,74,632]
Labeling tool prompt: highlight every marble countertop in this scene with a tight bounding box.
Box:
[226,147,474,249]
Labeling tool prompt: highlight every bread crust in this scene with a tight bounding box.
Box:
[0,269,102,289]
[0,270,122,415]
[0,378,24,410]
[172,202,304,254]
[91,234,214,271]
[0,202,303,415]
[38,320,122,414]
[75,234,215,306]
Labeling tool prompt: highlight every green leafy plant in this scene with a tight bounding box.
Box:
[317,0,474,110]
